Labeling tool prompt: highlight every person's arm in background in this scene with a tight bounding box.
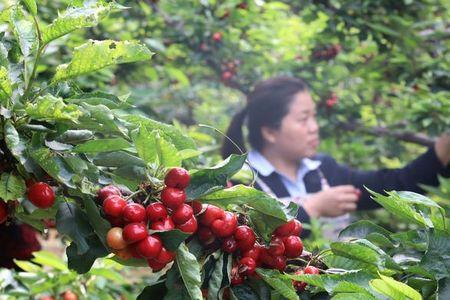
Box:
[320,133,450,210]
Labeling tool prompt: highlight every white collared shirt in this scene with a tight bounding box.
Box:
[247,150,322,198]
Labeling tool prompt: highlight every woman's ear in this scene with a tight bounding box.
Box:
[261,126,277,144]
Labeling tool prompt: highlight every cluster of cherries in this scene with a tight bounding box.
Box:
[99,167,196,271]
[312,44,342,60]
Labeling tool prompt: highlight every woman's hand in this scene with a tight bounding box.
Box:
[435,132,450,166]
[303,185,360,218]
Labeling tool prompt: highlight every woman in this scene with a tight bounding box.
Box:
[222,76,450,239]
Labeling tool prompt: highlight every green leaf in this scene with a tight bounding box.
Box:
[332,282,376,299]
[157,230,191,252]
[132,126,158,165]
[138,283,167,300]
[201,184,288,220]
[29,147,75,188]
[124,114,196,151]
[0,173,26,201]
[56,202,93,255]
[66,235,109,274]
[21,0,37,16]
[26,95,83,122]
[339,220,393,240]
[53,40,153,82]
[67,91,131,109]
[81,196,110,247]
[57,130,94,144]
[208,253,227,300]
[31,251,68,271]
[10,5,36,57]
[256,268,298,300]
[93,151,145,168]
[248,210,285,242]
[42,3,117,46]
[0,66,12,102]
[176,244,203,300]
[13,260,40,273]
[186,154,247,200]
[420,229,450,280]
[370,276,422,300]
[155,131,182,168]
[89,268,125,283]
[73,138,131,153]
[230,285,260,300]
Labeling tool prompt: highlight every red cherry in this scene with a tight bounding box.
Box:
[160,187,186,209]
[239,257,256,276]
[106,215,125,227]
[27,182,55,209]
[199,205,225,226]
[304,266,320,274]
[147,258,167,271]
[164,167,190,189]
[292,219,302,236]
[0,200,7,224]
[102,195,127,218]
[293,269,307,291]
[188,200,203,215]
[123,203,146,223]
[176,216,198,233]
[97,185,121,203]
[268,237,285,256]
[172,204,194,224]
[234,225,256,251]
[242,244,262,263]
[274,219,298,237]
[122,223,148,244]
[150,216,175,231]
[212,32,222,42]
[222,236,238,253]
[231,266,244,285]
[272,255,286,271]
[155,247,176,264]
[197,226,215,245]
[146,202,168,222]
[221,71,233,81]
[136,235,163,259]
[211,212,237,238]
[283,236,303,258]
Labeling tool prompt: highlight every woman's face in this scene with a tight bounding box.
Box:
[262,91,320,159]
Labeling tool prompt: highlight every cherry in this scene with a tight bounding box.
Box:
[292,269,307,291]
[122,223,148,244]
[106,227,127,250]
[199,205,225,227]
[268,237,285,256]
[102,195,127,218]
[147,258,167,272]
[123,203,146,223]
[231,266,244,285]
[155,247,176,264]
[272,255,286,271]
[239,257,256,276]
[212,32,222,42]
[114,247,134,260]
[234,225,256,251]
[164,167,190,189]
[283,236,303,258]
[222,236,238,253]
[274,219,301,237]
[150,216,175,231]
[172,204,194,224]
[211,212,237,238]
[0,200,8,224]
[136,235,163,259]
[146,202,168,222]
[161,187,186,209]
[176,216,198,233]
[106,215,125,227]
[188,200,203,215]
[197,226,215,245]
[62,291,78,300]
[304,266,320,274]
[97,185,121,203]
[292,219,302,236]
[27,182,55,209]
[221,71,232,81]
[241,244,262,263]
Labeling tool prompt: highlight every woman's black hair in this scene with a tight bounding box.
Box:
[221,76,309,158]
